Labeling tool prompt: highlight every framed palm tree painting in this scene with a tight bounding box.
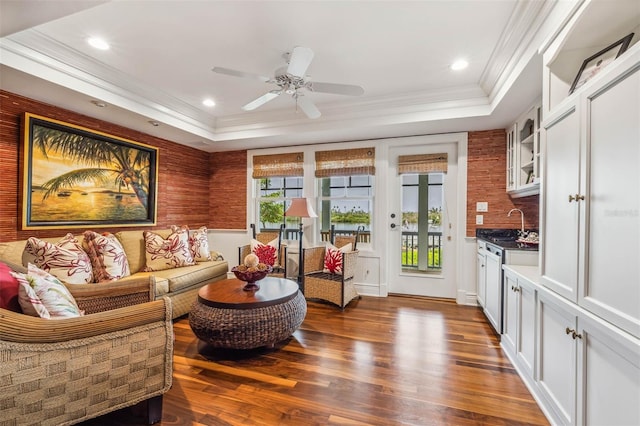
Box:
[21,113,158,229]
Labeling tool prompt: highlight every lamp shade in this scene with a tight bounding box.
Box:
[284,198,317,218]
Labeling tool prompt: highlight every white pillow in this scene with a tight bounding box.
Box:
[323,243,353,274]
[250,238,279,267]
[143,229,196,272]
[12,263,83,318]
[22,234,93,284]
[170,225,212,262]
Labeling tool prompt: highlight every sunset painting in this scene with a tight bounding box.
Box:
[21,113,158,229]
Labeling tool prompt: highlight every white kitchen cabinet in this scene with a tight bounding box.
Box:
[540,101,581,303]
[537,289,578,425]
[476,245,486,308]
[506,124,517,192]
[536,288,640,426]
[502,267,537,382]
[502,269,518,355]
[484,248,502,333]
[505,102,541,198]
[576,311,640,426]
[541,47,640,338]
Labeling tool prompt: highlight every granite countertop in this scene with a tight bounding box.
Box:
[476,228,539,252]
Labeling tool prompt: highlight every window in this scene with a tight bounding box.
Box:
[252,153,303,239]
[397,152,447,271]
[318,175,374,244]
[315,147,375,245]
[256,177,304,239]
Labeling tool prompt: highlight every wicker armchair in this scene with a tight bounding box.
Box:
[0,277,173,426]
[301,246,359,309]
[238,224,287,278]
[329,224,360,250]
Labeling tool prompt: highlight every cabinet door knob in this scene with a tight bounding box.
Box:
[572,331,583,340]
[565,327,573,335]
[568,194,585,202]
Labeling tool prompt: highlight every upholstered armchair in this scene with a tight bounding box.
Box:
[301,246,359,309]
[238,224,287,278]
[0,277,173,425]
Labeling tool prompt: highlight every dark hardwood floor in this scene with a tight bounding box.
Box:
[81,296,549,425]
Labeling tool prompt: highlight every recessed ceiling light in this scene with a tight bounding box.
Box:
[87,37,110,50]
[451,59,469,71]
[90,100,107,108]
[202,99,216,107]
[148,120,160,127]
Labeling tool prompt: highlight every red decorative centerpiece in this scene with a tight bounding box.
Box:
[232,254,272,291]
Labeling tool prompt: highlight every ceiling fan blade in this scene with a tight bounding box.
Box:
[242,90,282,111]
[287,46,314,77]
[309,81,364,96]
[212,67,270,83]
[296,95,321,119]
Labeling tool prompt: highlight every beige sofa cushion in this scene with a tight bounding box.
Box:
[150,260,228,293]
[115,229,172,274]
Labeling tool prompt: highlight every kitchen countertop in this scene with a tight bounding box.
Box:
[476,228,539,252]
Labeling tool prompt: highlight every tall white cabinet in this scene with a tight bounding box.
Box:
[499,2,640,425]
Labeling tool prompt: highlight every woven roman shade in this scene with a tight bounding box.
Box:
[397,153,448,174]
[252,152,304,178]
[315,147,375,177]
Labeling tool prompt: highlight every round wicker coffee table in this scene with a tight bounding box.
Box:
[189,277,306,349]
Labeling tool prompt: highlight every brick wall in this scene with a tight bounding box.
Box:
[0,90,221,241]
[466,130,539,237]
[209,150,247,229]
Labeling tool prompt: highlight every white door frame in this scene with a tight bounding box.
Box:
[381,133,468,301]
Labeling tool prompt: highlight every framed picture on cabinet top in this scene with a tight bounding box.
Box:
[569,33,634,94]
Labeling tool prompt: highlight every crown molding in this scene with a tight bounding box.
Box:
[479,0,556,102]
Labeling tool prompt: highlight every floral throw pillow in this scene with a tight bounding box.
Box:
[323,243,353,274]
[143,229,196,272]
[250,238,278,267]
[83,231,131,282]
[11,263,83,318]
[22,234,93,284]
[171,225,212,262]
[190,226,212,262]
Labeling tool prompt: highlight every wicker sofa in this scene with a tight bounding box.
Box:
[0,228,229,319]
[0,277,173,425]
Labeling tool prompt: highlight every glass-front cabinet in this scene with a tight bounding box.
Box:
[506,101,541,198]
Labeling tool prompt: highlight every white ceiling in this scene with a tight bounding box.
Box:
[0,0,564,152]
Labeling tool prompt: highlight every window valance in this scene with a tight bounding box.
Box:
[252,152,304,178]
[397,153,448,174]
[315,147,375,177]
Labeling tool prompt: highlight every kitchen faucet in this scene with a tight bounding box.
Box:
[508,208,526,237]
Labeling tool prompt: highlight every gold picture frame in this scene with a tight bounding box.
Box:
[21,113,158,229]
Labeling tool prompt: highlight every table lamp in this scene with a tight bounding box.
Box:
[284,198,317,288]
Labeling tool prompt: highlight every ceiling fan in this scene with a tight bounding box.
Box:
[212,46,364,119]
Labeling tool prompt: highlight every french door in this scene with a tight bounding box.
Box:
[387,144,458,298]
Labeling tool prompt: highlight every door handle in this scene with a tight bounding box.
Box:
[568,194,585,202]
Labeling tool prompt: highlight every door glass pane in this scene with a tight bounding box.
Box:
[401,173,443,273]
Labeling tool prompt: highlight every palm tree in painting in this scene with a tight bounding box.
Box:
[33,125,152,209]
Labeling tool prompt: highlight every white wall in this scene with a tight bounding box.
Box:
[209,132,479,305]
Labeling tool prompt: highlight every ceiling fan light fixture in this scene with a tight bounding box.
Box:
[451,59,469,71]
